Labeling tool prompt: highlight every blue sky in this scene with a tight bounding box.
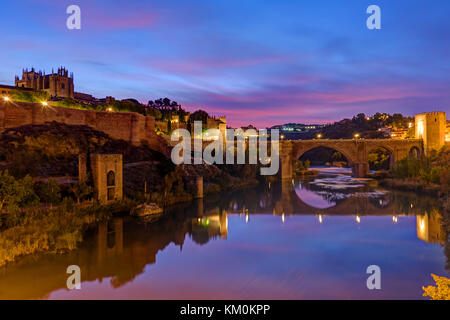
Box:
[1,0,449,127]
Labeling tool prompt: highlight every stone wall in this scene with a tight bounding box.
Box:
[0,101,169,155]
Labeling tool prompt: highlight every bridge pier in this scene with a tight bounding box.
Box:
[280,141,293,180]
[351,162,369,178]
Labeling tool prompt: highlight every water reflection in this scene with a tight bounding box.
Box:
[417,210,446,245]
[0,172,448,299]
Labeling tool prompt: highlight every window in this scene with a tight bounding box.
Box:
[107,171,115,186]
[107,171,115,201]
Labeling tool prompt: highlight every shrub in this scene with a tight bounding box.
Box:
[35,179,61,207]
[0,171,38,211]
[423,274,450,300]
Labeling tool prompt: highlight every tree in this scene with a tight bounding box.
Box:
[190,110,209,124]
[423,274,450,300]
[304,159,310,170]
[71,181,92,204]
[36,179,61,208]
[0,171,38,211]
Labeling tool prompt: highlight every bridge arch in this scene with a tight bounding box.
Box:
[293,144,356,166]
[409,146,421,158]
[366,146,394,170]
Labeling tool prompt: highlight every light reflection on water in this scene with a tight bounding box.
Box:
[0,170,448,300]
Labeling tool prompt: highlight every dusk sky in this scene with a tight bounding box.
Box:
[1,0,449,127]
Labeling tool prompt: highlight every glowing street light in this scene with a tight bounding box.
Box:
[3,96,9,101]
[354,133,360,139]
[106,107,113,112]
[317,133,322,139]
[41,101,48,107]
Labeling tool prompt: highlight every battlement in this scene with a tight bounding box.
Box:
[416,111,446,117]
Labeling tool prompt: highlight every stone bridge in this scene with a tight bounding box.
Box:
[280,138,423,178]
[279,111,447,179]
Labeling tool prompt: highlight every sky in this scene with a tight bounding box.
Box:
[1,0,449,128]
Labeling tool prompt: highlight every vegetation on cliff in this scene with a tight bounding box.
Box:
[376,146,449,207]
[392,146,449,190]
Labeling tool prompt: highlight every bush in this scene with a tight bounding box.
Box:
[10,90,49,103]
[35,179,61,207]
[0,171,39,212]
[393,153,446,185]
[373,170,391,179]
[71,181,93,204]
[423,274,450,300]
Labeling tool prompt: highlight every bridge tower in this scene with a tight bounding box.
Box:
[415,111,446,155]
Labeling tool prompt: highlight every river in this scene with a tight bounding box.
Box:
[0,168,448,299]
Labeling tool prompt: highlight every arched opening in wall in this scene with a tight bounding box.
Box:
[409,146,421,158]
[298,146,350,168]
[107,170,116,201]
[368,147,392,171]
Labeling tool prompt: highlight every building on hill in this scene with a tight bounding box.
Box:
[15,67,74,99]
[0,67,117,104]
[73,92,115,105]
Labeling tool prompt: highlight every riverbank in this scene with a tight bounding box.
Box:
[0,200,124,267]
[0,174,262,268]
[378,178,441,195]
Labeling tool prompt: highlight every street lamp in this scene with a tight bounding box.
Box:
[3,96,9,101]
[354,133,360,139]
[41,101,48,107]
[317,133,322,139]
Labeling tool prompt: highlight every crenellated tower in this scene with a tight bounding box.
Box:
[415,111,446,154]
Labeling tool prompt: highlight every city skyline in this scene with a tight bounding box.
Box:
[1,0,450,127]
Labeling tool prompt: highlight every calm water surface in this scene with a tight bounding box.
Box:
[0,168,448,299]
